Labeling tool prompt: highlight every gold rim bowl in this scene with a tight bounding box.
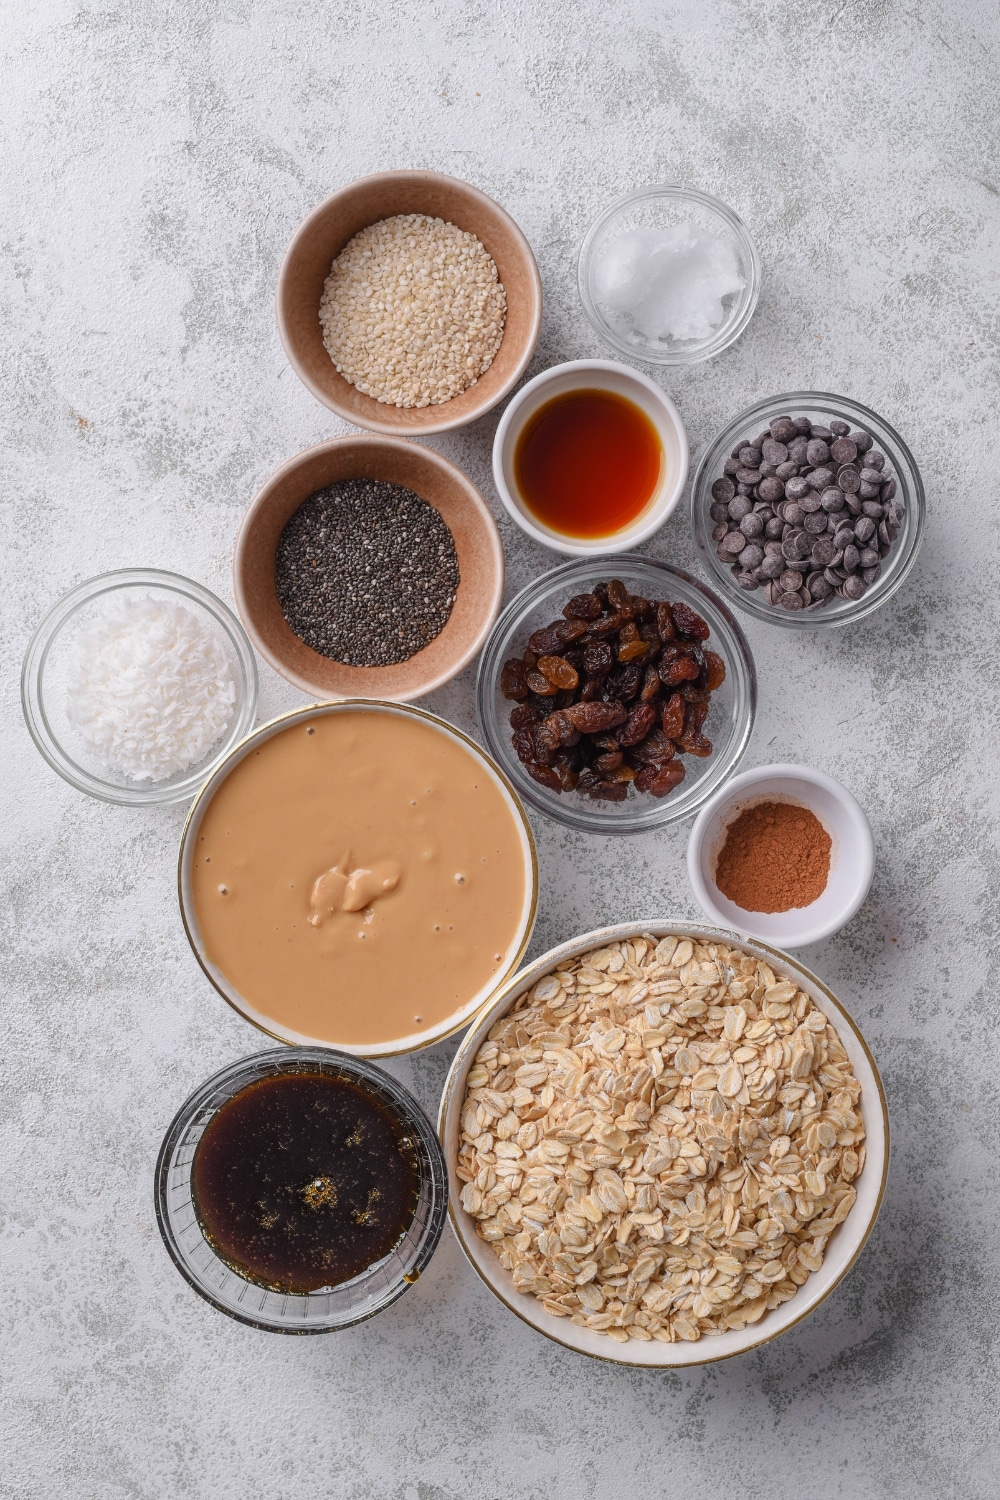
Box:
[177,700,538,1058]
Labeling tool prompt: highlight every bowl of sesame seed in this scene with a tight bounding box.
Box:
[234,436,505,701]
[277,170,543,436]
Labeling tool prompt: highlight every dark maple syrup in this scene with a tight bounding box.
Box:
[191,1071,420,1293]
[513,387,663,539]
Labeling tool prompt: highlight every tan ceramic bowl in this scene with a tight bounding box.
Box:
[277,170,543,435]
[439,921,889,1367]
[234,436,505,700]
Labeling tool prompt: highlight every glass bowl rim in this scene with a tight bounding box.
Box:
[20,567,260,805]
[689,390,926,630]
[475,556,757,835]
[577,183,762,366]
[154,1045,448,1333]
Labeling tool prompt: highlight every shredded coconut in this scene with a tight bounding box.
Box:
[66,595,237,782]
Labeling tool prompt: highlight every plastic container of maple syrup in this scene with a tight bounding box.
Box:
[492,359,689,556]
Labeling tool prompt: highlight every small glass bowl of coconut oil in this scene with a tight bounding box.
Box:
[578,185,761,366]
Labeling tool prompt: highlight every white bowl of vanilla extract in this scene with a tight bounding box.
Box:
[155,1049,447,1332]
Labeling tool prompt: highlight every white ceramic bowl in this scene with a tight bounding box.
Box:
[440,918,887,1368]
[439,921,888,1367]
[687,764,875,948]
[492,359,689,556]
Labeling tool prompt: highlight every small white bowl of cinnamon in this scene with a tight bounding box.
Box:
[686,763,874,949]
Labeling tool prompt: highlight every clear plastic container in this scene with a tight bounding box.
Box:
[578,186,760,366]
[476,557,756,836]
[690,392,925,629]
[155,1048,448,1333]
[21,569,258,806]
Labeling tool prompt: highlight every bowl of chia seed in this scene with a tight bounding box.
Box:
[234,437,505,701]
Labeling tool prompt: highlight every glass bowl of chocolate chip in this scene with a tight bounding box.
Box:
[690,393,925,628]
[476,558,756,835]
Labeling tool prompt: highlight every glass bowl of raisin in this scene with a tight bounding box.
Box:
[476,558,756,834]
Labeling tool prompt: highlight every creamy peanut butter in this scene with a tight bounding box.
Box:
[190,710,529,1047]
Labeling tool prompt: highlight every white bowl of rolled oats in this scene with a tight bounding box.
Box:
[439,923,888,1365]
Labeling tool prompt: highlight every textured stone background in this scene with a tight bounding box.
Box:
[2,1,998,1496]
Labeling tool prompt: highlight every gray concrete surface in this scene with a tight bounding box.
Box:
[2,1,998,1496]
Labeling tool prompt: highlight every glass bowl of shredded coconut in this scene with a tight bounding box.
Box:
[578,186,760,366]
[22,569,258,805]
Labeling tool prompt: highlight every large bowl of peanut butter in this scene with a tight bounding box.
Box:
[178,702,537,1056]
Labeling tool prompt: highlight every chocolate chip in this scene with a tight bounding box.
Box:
[809,425,834,442]
[779,569,803,593]
[761,439,788,466]
[780,591,804,611]
[880,478,897,502]
[859,547,880,568]
[843,575,866,600]
[738,447,762,467]
[710,501,730,522]
[736,467,762,486]
[760,553,784,579]
[838,466,861,494]
[721,531,747,554]
[728,496,753,520]
[830,437,858,464]
[784,475,810,499]
[829,420,850,437]
[820,487,845,512]
[854,516,876,543]
[712,476,736,504]
[770,417,798,443]
[740,544,765,569]
[782,502,805,526]
[808,573,834,600]
[765,517,785,539]
[850,430,873,454]
[843,544,860,573]
[804,511,829,535]
[712,521,729,543]
[859,481,881,499]
[799,490,823,513]
[862,564,881,585]
[861,500,885,518]
[740,512,765,538]
[775,461,798,480]
[807,467,834,490]
[758,476,785,503]
[867,451,886,471]
[811,537,837,567]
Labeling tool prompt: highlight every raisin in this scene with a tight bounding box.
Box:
[586,780,629,801]
[554,617,588,644]
[661,692,686,740]
[551,752,580,792]
[537,654,579,690]
[525,669,558,696]
[704,649,727,690]
[592,582,610,605]
[635,760,686,796]
[535,713,569,754]
[500,657,529,701]
[656,601,676,642]
[562,647,586,672]
[587,611,625,637]
[594,750,623,772]
[576,767,600,792]
[606,764,636,783]
[562,592,603,621]
[605,664,642,701]
[553,687,577,710]
[631,728,676,765]
[671,601,710,641]
[685,702,709,734]
[512,729,535,765]
[631,595,654,620]
[563,700,628,733]
[583,641,613,676]
[618,620,640,645]
[528,692,555,716]
[680,683,711,704]
[580,677,604,701]
[590,732,620,751]
[617,638,650,664]
[639,620,662,650]
[527,761,562,792]
[618,701,658,746]
[606,578,633,612]
[527,623,565,654]
[509,703,538,729]
[660,652,700,685]
[522,647,538,670]
[641,665,661,702]
[677,729,713,758]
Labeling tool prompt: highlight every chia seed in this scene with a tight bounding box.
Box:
[275,479,460,667]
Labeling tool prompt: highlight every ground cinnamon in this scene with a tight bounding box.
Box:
[714,799,831,914]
